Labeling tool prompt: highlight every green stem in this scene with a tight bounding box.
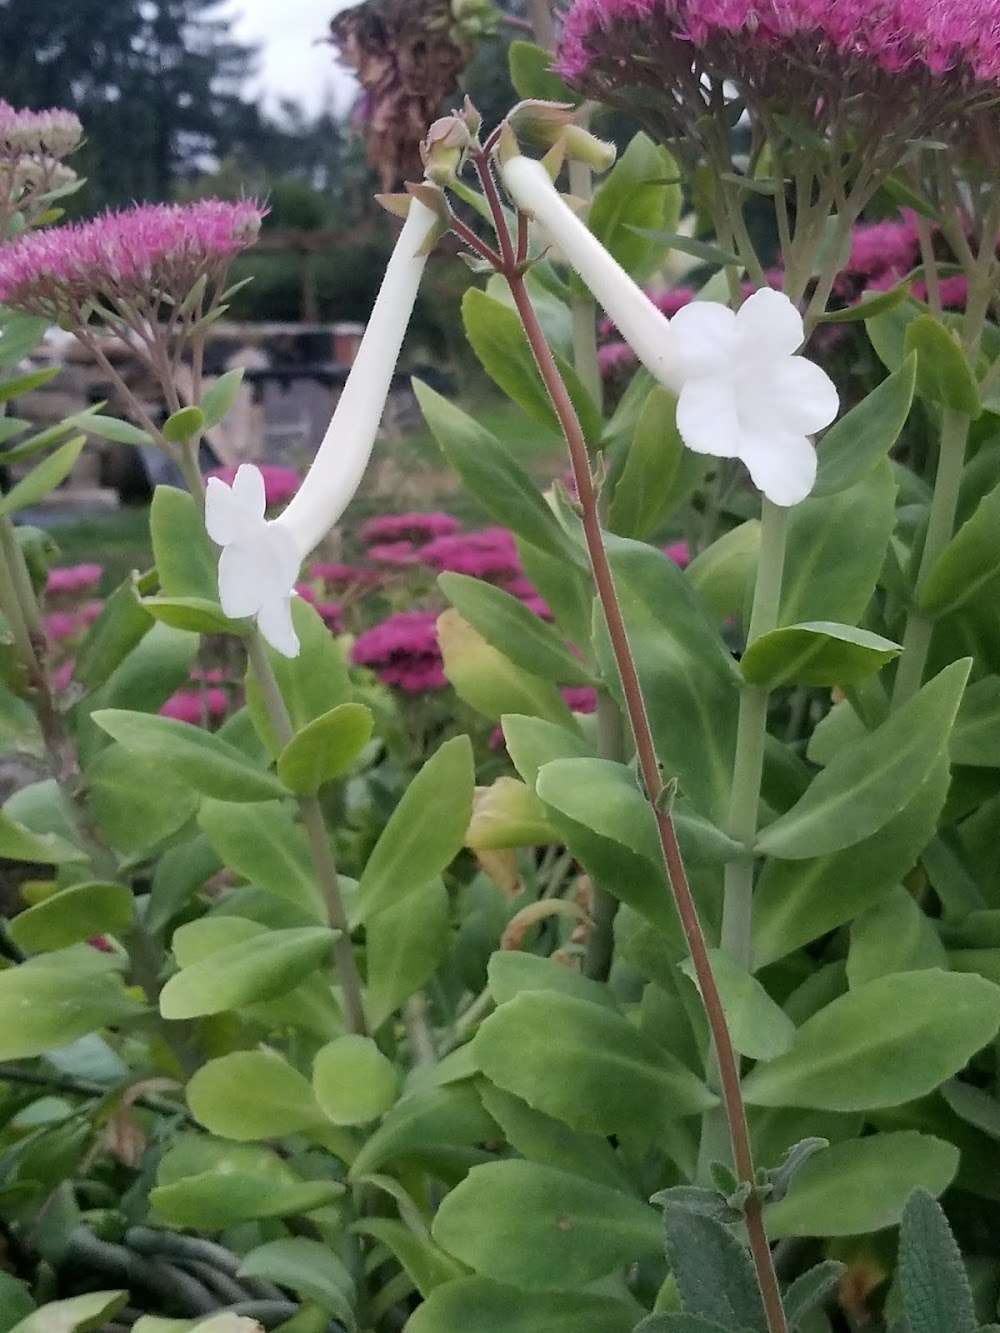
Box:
[699,499,788,1181]
[584,693,625,981]
[891,408,970,707]
[246,632,369,1035]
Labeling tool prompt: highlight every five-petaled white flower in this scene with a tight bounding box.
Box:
[204,195,438,657]
[500,154,839,507]
[670,289,839,507]
[205,464,301,656]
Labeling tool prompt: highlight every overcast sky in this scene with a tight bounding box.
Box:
[222,0,357,117]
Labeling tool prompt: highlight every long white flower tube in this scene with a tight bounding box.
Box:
[205,197,438,657]
[501,153,683,393]
[501,153,839,508]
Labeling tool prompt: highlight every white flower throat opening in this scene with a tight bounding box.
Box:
[500,154,839,508]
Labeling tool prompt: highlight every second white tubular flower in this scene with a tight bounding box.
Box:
[671,289,839,507]
[205,196,439,656]
[500,153,839,508]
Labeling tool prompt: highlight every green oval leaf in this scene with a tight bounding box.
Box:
[199,367,245,429]
[160,926,335,1019]
[740,621,900,688]
[278,702,374,795]
[9,1292,128,1333]
[433,1160,659,1291]
[313,1035,399,1125]
[187,1049,324,1140]
[405,1276,636,1333]
[163,404,205,443]
[919,476,1000,617]
[765,1132,958,1238]
[7,881,134,954]
[589,133,681,281]
[473,990,715,1136]
[678,949,795,1061]
[741,970,1000,1111]
[0,960,145,1060]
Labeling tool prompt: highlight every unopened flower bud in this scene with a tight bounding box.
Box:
[562,125,617,173]
[507,99,575,147]
[420,115,471,184]
[466,777,556,850]
[462,95,483,140]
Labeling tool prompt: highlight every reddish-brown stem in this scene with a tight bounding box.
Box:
[472,152,787,1333]
[449,213,504,269]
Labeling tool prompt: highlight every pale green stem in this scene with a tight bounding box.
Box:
[698,499,788,1180]
[246,632,369,1035]
[585,694,625,981]
[890,408,970,708]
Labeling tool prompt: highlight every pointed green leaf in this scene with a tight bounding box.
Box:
[0,960,144,1060]
[905,314,981,416]
[660,1204,767,1333]
[9,1292,128,1333]
[813,356,916,496]
[756,660,969,860]
[238,1238,356,1325]
[432,1160,660,1291]
[919,476,1000,617]
[366,878,451,1029]
[160,926,335,1019]
[0,436,85,517]
[199,367,245,428]
[679,949,795,1061]
[0,809,84,864]
[742,969,1000,1111]
[163,405,205,443]
[741,622,900,688]
[589,133,681,281]
[355,735,473,924]
[473,990,715,1136]
[608,387,685,539]
[349,1083,496,1180]
[150,485,218,600]
[92,708,288,802]
[405,1276,636,1333]
[7,881,134,953]
[846,886,947,988]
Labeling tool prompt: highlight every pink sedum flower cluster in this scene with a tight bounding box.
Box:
[0,198,265,325]
[353,610,447,693]
[360,510,461,543]
[46,563,103,595]
[558,0,1000,85]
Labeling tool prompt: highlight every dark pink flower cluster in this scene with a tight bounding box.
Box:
[160,687,230,725]
[43,600,102,644]
[352,610,447,693]
[421,527,523,582]
[367,540,425,567]
[558,0,1000,85]
[307,560,379,589]
[46,563,103,595]
[295,583,344,632]
[0,198,265,324]
[207,462,300,509]
[360,510,461,544]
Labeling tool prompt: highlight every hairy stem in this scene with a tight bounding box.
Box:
[246,632,369,1035]
[485,160,786,1329]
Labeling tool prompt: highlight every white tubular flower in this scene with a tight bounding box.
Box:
[500,153,683,393]
[670,289,839,507]
[501,154,839,507]
[205,196,438,657]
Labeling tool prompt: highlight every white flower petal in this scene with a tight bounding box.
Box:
[676,376,741,458]
[205,476,250,546]
[670,302,738,379]
[737,356,840,437]
[218,541,265,618]
[232,463,267,518]
[257,597,300,658]
[739,430,817,507]
[260,522,302,597]
[735,288,803,360]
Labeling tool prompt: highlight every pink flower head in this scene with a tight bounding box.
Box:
[557,0,1000,164]
[367,540,424,567]
[0,198,265,328]
[562,685,599,714]
[307,560,378,589]
[360,510,461,544]
[664,540,691,568]
[44,611,83,643]
[159,687,229,725]
[207,462,300,509]
[46,563,103,595]
[0,101,82,160]
[598,340,638,377]
[352,610,447,694]
[420,527,523,582]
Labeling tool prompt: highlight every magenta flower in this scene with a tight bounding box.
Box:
[44,611,84,643]
[307,560,379,589]
[360,511,461,544]
[160,687,230,725]
[207,462,300,509]
[420,528,523,582]
[352,610,447,694]
[0,198,265,327]
[664,541,691,568]
[562,686,599,714]
[367,540,425,567]
[46,563,103,595]
[598,341,638,377]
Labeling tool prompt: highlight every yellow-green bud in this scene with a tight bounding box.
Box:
[420,115,471,184]
[507,99,576,147]
[562,125,617,173]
